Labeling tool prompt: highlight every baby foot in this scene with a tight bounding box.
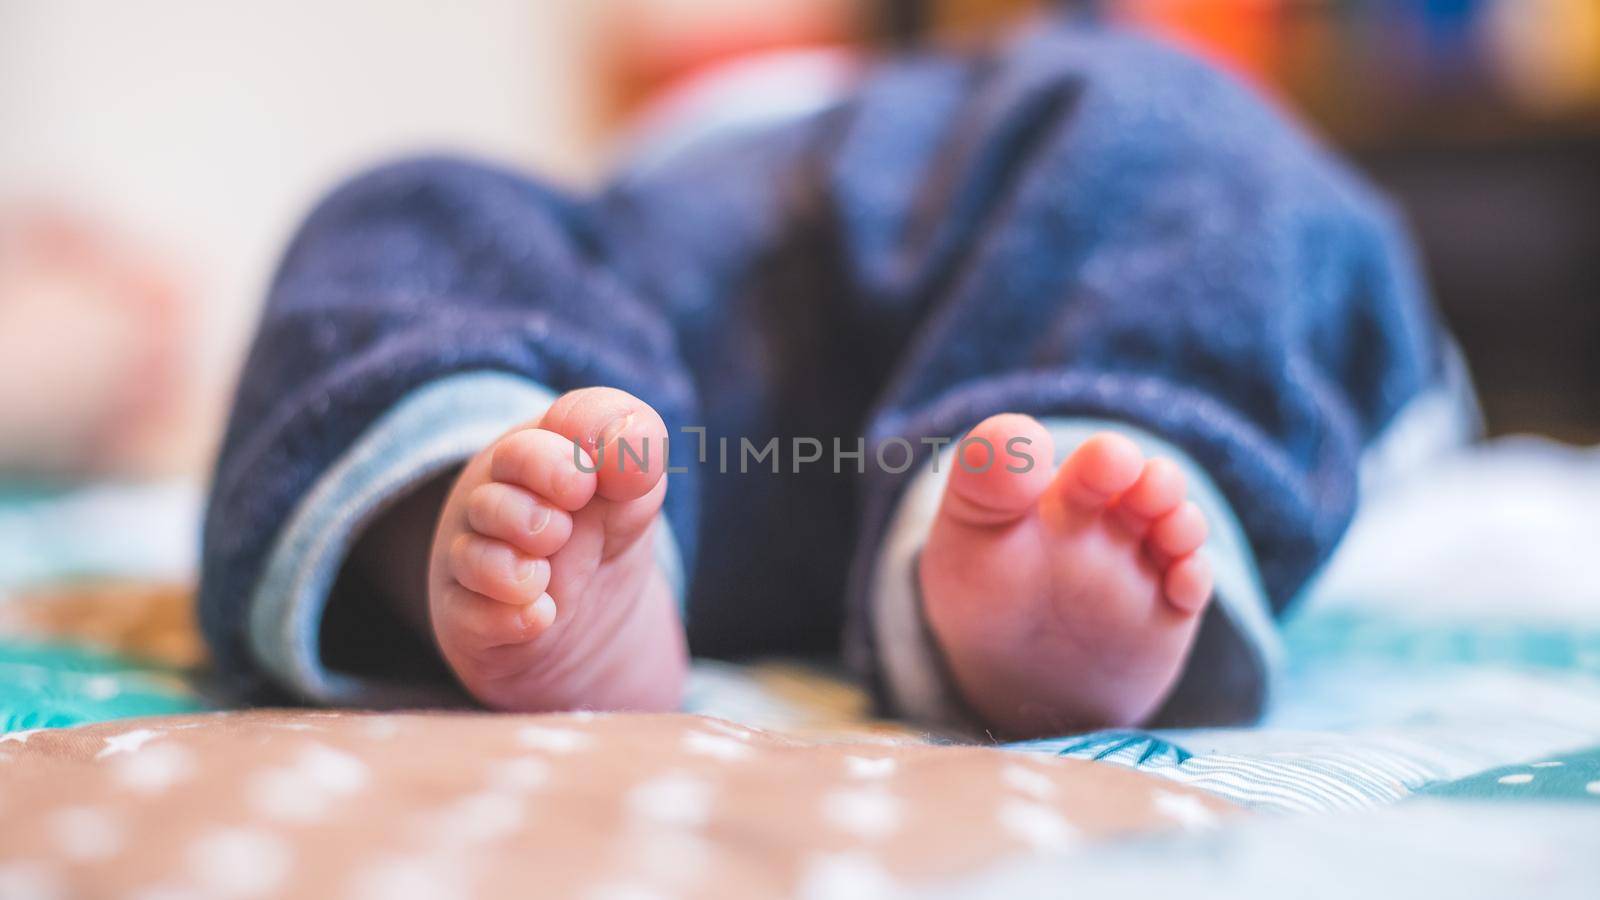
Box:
[919,414,1213,737]
[428,387,687,712]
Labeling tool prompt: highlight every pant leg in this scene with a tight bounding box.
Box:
[200,157,702,704]
[593,86,971,661]
[828,26,1468,725]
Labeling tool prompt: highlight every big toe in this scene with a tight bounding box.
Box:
[540,387,669,502]
[940,413,1056,526]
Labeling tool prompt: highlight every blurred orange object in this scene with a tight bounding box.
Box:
[1110,0,1284,92]
[0,580,202,668]
[0,208,194,477]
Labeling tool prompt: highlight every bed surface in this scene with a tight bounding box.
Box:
[2,439,1598,897]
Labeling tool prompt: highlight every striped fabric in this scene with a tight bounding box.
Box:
[1007,667,1600,813]
[1011,731,1456,813]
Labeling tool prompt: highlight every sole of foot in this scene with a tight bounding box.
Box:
[427,386,687,712]
[919,414,1212,738]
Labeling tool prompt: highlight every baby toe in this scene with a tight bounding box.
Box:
[436,584,557,668]
[1055,432,1143,510]
[1111,457,1186,534]
[1162,554,1213,614]
[1147,500,1208,561]
[488,428,598,512]
[465,482,573,557]
[448,533,552,605]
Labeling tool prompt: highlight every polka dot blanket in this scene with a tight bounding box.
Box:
[0,710,1237,898]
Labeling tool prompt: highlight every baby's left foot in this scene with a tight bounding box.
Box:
[919,415,1213,738]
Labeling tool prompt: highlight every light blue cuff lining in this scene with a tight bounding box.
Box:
[1359,338,1482,496]
[871,417,1278,730]
[249,371,686,706]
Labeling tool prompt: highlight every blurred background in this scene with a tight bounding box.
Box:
[1,0,1597,600]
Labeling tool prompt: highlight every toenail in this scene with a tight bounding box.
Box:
[512,555,537,583]
[521,593,557,629]
[598,414,634,455]
[527,503,551,535]
[522,558,549,586]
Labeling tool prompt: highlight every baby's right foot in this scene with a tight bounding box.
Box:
[428,387,687,712]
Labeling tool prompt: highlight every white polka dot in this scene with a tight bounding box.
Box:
[844,756,896,780]
[822,789,901,841]
[681,730,752,762]
[296,743,368,794]
[112,743,196,794]
[97,728,160,758]
[1001,764,1055,800]
[587,884,669,900]
[48,806,123,862]
[1498,773,1535,785]
[1585,781,1600,796]
[627,828,713,886]
[348,856,466,900]
[0,862,63,900]
[997,799,1076,852]
[420,792,525,846]
[1152,790,1219,831]
[627,772,714,828]
[126,883,204,900]
[1531,761,1564,768]
[797,852,900,900]
[516,725,590,754]
[245,743,367,823]
[186,828,292,898]
[248,768,330,824]
[486,756,551,793]
[361,717,401,741]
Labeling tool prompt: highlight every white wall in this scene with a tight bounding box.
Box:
[0,0,598,459]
